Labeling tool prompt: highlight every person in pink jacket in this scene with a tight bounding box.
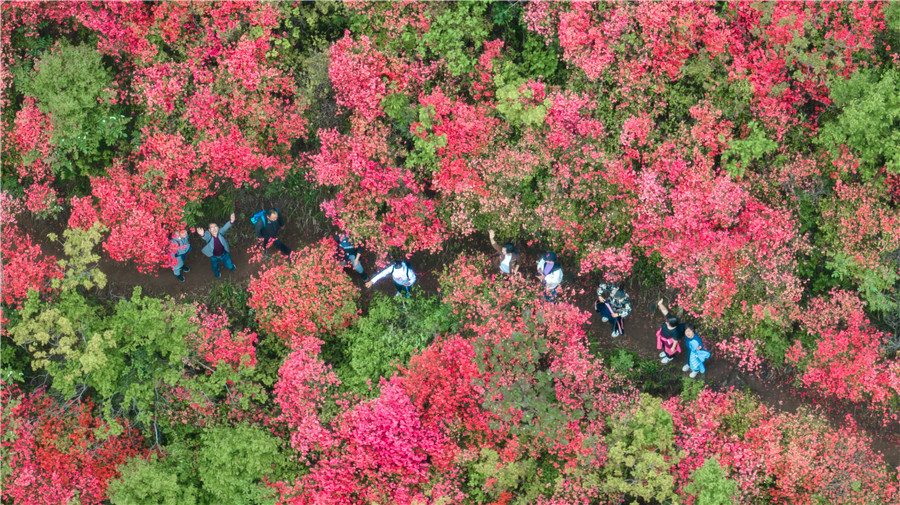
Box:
[656,298,685,364]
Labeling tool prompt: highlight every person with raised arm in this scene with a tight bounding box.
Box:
[196,213,237,279]
[488,229,519,275]
[656,298,685,364]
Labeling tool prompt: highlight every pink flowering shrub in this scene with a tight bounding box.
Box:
[0,193,63,308]
[665,390,899,504]
[1,385,144,505]
[787,290,900,424]
[311,124,446,254]
[188,305,258,371]
[247,239,360,347]
[274,348,340,457]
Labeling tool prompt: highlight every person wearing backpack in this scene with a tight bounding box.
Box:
[683,324,711,378]
[488,229,519,275]
[334,230,368,281]
[254,208,291,258]
[365,257,416,298]
[656,298,685,364]
[536,252,563,302]
[170,229,192,282]
[594,283,631,338]
[196,213,237,279]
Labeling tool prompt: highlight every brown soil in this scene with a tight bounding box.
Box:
[22,215,900,468]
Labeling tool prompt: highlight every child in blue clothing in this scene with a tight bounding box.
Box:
[682,324,711,378]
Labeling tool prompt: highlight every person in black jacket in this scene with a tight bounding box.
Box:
[255,209,292,258]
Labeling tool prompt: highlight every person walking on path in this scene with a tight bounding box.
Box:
[594,283,631,338]
[488,229,519,275]
[536,252,563,302]
[196,213,237,279]
[334,231,368,281]
[682,324,710,378]
[365,257,416,298]
[255,208,292,258]
[656,298,685,364]
[170,229,192,282]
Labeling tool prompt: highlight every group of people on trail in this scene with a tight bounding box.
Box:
[169,209,290,282]
[338,228,711,377]
[174,216,710,377]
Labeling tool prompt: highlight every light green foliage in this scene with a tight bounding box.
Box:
[721,121,779,178]
[416,3,490,76]
[109,454,198,505]
[684,457,738,505]
[92,289,195,422]
[196,425,285,505]
[406,105,448,173]
[337,293,453,396]
[14,43,128,178]
[819,68,900,179]
[381,92,414,133]
[12,287,195,426]
[495,79,549,129]
[48,222,108,291]
[8,223,108,383]
[9,283,260,430]
[111,426,286,505]
[466,448,544,505]
[10,288,102,381]
[602,394,684,504]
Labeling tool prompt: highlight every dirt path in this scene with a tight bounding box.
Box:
[27,215,900,467]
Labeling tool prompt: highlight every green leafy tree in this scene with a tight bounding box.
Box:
[819,69,900,179]
[465,448,543,505]
[721,121,779,179]
[109,453,199,505]
[414,2,491,77]
[602,394,684,504]
[336,293,453,396]
[196,425,286,505]
[14,43,129,178]
[683,457,739,505]
[111,425,287,505]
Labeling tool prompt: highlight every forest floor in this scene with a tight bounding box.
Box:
[25,209,900,468]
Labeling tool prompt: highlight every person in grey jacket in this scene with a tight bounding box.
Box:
[196,213,237,279]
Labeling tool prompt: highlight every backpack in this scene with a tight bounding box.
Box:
[393,261,413,281]
[251,208,280,226]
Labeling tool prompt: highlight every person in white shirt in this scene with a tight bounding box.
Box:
[365,257,417,298]
[488,229,519,275]
[536,251,563,302]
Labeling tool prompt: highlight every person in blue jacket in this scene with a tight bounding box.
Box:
[683,324,711,378]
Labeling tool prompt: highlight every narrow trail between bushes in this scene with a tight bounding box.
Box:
[28,213,900,468]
